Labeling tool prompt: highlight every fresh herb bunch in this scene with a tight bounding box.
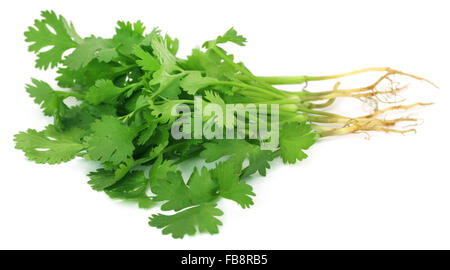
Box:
[15,11,434,238]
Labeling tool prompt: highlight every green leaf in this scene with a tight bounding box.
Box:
[200,140,253,173]
[104,170,153,209]
[26,79,69,116]
[149,203,223,239]
[25,10,78,69]
[114,158,135,181]
[56,60,118,90]
[201,140,272,176]
[183,49,236,82]
[213,160,255,208]
[133,46,160,72]
[183,48,204,71]
[150,69,181,99]
[65,36,116,70]
[203,27,247,48]
[59,105,97,130]
[151,171,192,211]
[148,156,177,188]
[279,122,317,164]
[150,34,180,73]
[242,148,273,177]
[180,71,218,95]
[85,79,125,105]
[96,47,119,63]
[147,128,170,160]
[60,103,116,130]
[164,33,179,56]
[152,167,218,211]
[14,125,85,164]
[215,27,247,46]
[204,90,226,108]
[136,122,157,146]
[87,169,117,191]
[86,116,136,165]
[187,167,219,204]
[113,21,145,56]
[150,100,186,124]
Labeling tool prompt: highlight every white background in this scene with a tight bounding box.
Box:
[1,0,449,249]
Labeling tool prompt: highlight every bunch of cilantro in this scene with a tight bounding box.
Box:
[15,11,429,238]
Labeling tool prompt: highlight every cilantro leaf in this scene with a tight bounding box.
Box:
[96,48,119,63]
[201,140,273,177]
[215,27,247,46]
[180,71,219,95]
[149,203,223,239]
[25,10,79,69]
[59,105,97,130]
[150,34,180,73]
[148,156,178,187]
[133,46,160,72]
[56,59,118,90]
[152,167,218,211]
[202,27,247,48]
[86,116,136,165]
[85,79,125,105]
[65,36,117,70]
[150,100,186,124]
[26,79,68,117]
[87,169,117,191]
[136,122,157,146]
[152,171,195,211]
[200,140,253,173]
[113,21,145,56]
[187,167,219,204]
[204,90,226,108]
[184,48,236,81]
[213,160,255,208]
[279,122,317,164]
[60,103,116,130]
[114,158,135,181]
[104,170,153,209]
[150,69,182,99]
[14,125,85,164]
[164,34,179,56]
[147,128,170,160]
[132,110,158,146]
[242,148,273,177]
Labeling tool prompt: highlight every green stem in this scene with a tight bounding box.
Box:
[296,105,340,117]
[271,149,281,159]
[214,81,285,99]
[55,91,84,99]
[239,90,273,100]
[310,98,336,108]
[211,46,255,80]
[246,99,299,105]
[255,67,395,85]
[112,64,138,75]
[123,81,144,92]
[210,46,284,92]
[256,75,312,85]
